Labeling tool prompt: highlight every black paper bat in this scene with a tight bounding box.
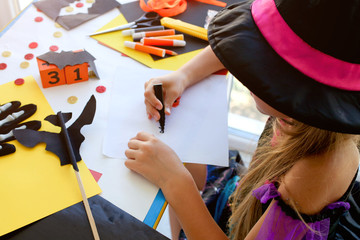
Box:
[13,95,96,168]
[37,50,100,78]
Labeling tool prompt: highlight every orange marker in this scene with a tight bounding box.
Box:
[150,34,184,40]
[141,38,186,47]
[132,29,176,41]
[124,41,165,57]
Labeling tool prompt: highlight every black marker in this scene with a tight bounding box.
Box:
[153,83,165,133]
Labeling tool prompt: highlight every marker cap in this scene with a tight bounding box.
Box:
[123,41,136,49]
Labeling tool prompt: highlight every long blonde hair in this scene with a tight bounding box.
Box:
[228,117,358,239]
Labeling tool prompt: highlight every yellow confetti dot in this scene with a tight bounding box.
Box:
[54,22,62,28]
[2,51,11,57]
[88,70,96,78]
[67,96,78,104]
[86,0,95,3]
[20,61,30,69]
[65,6,74,12]
[53,31,63,38]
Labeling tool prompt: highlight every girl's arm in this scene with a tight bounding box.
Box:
[125,132,228,240]
[144,46,225,120]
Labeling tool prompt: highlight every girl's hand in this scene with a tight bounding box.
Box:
[124,132,191,190]
[144,71,188,121]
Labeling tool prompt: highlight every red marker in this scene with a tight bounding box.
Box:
[141,38,186,47]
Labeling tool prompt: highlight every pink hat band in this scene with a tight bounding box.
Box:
[251,0,360,91]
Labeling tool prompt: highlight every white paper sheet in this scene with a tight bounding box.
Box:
[103,67,229,166]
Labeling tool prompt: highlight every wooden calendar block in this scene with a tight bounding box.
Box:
[37,58,66,88]
[65,63,89,84]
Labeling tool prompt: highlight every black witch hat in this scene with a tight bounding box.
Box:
[208,0,360,133]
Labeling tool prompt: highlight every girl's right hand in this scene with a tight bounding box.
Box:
[144,70,188,121]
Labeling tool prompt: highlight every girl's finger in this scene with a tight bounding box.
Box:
[135,131,152,141]
[144,86,162,110]
[145,99,160,121]
[128,139,141,150]
[125,148,137,160]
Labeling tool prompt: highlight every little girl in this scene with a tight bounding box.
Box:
[125,0,360,239]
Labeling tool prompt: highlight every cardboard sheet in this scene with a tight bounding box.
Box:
[0,76,101,236]
[103,68,229,166]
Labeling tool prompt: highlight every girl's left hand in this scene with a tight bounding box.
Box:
[124,132,191,190]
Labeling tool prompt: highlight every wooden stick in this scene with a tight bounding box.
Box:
[75,171,100,240]
[57,112,100,240]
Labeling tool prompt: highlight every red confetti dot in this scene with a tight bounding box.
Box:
[0,63,7,70]
[76,2,84,7]
[24,53,34,60]
[14,78,25,85]
[29,42,38,49]
[49,45,59,51]
[34,16,43,22]
[96,86,106,93]
[37,8,42,12]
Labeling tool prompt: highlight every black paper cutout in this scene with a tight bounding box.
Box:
[45,112,72,127]
[0,102,41,156]
[14,95,96,167]
[37,50,100,78]
[34,0,121,30]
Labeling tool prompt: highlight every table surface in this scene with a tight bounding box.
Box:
[0,0,165,227]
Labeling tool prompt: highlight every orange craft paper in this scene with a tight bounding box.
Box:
[0,76,101,236]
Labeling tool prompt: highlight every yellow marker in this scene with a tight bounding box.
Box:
[160,17,208,41]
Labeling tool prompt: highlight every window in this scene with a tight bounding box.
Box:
[227,74,267,159]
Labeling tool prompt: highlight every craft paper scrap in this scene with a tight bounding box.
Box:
[90,169,103,182]
[103,68,229,166]
[34,0,121,30]
[0,76,101,236]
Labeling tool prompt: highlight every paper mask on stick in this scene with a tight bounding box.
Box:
[14,95,96,166]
